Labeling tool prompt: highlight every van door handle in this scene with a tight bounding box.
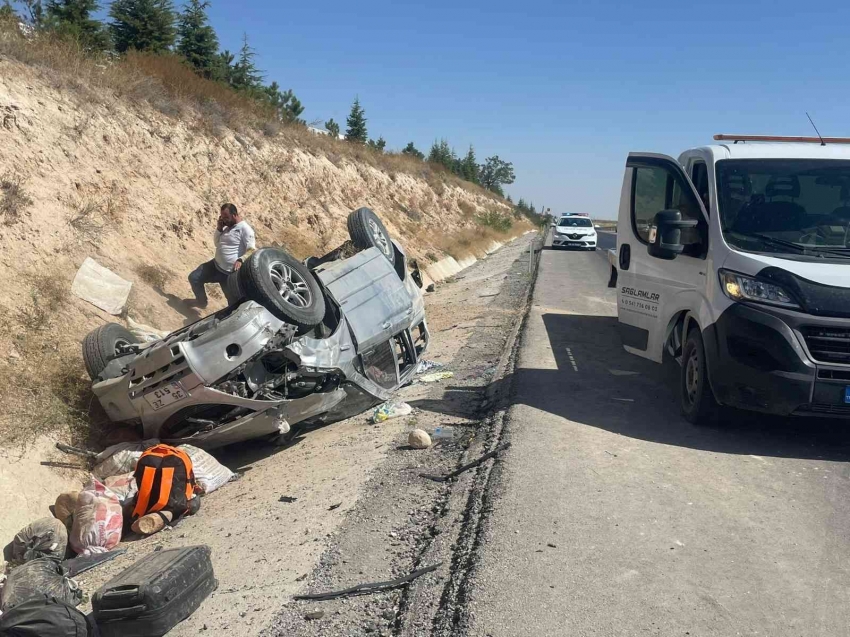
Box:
[619,244,631,270]
[382,321,391,330]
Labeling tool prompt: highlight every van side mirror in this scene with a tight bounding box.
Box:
[647,210,698,260]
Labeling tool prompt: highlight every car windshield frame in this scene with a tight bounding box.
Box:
[716,158,850,260]
[558,217,593,228]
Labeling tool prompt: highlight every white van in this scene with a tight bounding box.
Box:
[608,135,850,423]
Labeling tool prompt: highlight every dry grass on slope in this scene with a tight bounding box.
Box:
[0,20,503,204]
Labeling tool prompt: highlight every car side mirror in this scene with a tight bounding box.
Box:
[647,210,697,260]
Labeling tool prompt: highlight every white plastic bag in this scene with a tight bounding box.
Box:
[103,472,138,504]
[178,445,234,495]
[372,400,413,423]
[70,478,123,556]
[92,439,159,479]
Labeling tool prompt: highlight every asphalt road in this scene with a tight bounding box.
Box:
[464,231,850,636]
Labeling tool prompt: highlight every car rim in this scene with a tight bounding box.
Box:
[368,219,391,256]
[685,350,699,406]
[269,261,313,308]
[114,338,130,356]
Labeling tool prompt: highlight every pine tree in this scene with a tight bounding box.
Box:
[109,0,176,53]
[44,0,110,50]
[212,48,235,84]
[479,155,515,194]
[263,82,304,123]
[402,142,424,160]
[325,118,340,138]
[0,0,18,22]
[367,136,386,153]
[345,97,367,144]
[428,139,456,172]
[460,145,478,183]
[229,33,263,91]
[176,0,218,77]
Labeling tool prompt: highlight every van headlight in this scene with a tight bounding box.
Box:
[719,270,800,309]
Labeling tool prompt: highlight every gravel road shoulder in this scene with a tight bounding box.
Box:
[265,233,539,637]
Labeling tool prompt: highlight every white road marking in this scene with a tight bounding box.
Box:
[565,347,579,372]
[609,369,639,376]
[612,398,635,403]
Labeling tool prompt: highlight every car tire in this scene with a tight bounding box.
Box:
[238,247,326,331]
[347,207,394,263]
[680,327,720,425]
[82,323,139,381]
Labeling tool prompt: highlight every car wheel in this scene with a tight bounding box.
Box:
[82,323,139,381]
[680,327,720,425]
[238,247,326,331]
[347,207,394,263]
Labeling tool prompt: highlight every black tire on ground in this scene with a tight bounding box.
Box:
[238,247,326,331]
[347,207,394,263]
[82,323,139,381]
[680,327,720,425]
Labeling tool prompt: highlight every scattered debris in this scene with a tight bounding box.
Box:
[179,444,235,494]
[547,543,558,549]
[408,429,432,450]
[372,400,413,423]
[293,563,442,601]
[416,359,444,374]
[71,257,133,315]
[295,573,308,582]
[611,397,635,402]
[53,491,80,525]
[70,478,123,556]
[426,283,435,293]
[127,316,169,342]
[92,440,158,480]
[131,511,173,536]
[9,517,68,564]
[328,502,342,511]
[92,545,216,636]
[419,371,454,383]
[62,548,127,577]
[432,426,455,441]
[103,473,138,504]
[305,610,325,620]
[279,496,298,504]
[608,369,639,377]
[420,442,512,483]
[1,558,82,612]
[55,442,98,459]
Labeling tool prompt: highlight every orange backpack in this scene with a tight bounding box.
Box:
[131,444,198,520]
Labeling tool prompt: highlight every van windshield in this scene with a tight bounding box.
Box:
[558,217,592,227]
[717,159,850,259]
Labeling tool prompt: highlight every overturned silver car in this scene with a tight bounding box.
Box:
[83,209,429,449]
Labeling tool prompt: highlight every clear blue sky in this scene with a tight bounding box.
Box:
[201,0,845,219]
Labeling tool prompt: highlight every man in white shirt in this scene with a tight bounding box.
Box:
[187,203,256,308]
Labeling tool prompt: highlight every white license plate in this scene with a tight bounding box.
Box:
[144,382,188,411]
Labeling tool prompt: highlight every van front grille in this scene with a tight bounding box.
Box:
[802,326,850,364]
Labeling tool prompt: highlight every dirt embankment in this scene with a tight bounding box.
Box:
[0,54,527,547]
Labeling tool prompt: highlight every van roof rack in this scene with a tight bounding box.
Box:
[714,134,850,144]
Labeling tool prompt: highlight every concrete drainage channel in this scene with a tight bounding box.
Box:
[265,233,544,637]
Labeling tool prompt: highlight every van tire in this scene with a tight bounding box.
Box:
[680,328,720,425]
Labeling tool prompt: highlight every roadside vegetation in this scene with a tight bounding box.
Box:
[0,0,534,209]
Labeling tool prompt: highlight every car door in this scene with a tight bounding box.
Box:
[315,248,414,352]
[617,153,709,362]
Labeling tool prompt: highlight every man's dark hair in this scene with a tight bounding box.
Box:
[221,203,238,216]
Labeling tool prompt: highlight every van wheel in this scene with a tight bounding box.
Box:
[680,328,720,425]
[82,323,139,381]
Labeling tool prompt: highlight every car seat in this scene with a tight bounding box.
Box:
[733,175,806,234]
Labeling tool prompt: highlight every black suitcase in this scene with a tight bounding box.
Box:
[92,546,216,637]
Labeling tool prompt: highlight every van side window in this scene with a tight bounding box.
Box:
[631,164,707,257]
[632,166,668,243]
